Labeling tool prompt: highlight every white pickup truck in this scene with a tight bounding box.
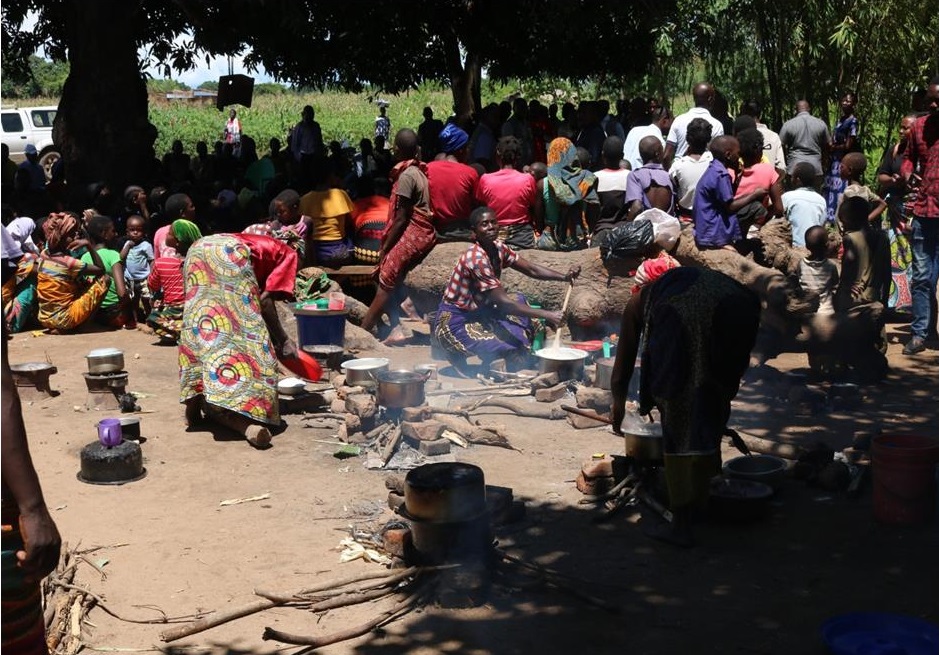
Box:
[1,105,60,179]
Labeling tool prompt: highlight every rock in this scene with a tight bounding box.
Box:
[345,393,377,419]
[575,471,615,495]
[567,412,610,429]
[535,382,569,403]
[401,420,446,442]
[387,492,405,511]
[401,406,432,422]
[331,374,346,389]
[530,372,560,389]
[344,413,362,433]
[418,438,451,456]
[581,455,613,479]
[575,386,613,412]
[382,527,411,558]
[329,399,347,414]
[337,385,367,400]
[336,423,348,442]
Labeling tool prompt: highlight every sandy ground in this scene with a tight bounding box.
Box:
[6,319,938,655]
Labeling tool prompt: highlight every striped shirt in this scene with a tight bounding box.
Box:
[147,257,185,305]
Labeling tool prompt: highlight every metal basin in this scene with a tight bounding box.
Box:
[340,357,389,388]
[534,347,587,380]
[723,455,787,491]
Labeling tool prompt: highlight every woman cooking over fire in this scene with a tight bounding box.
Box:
[433,206,579,376]
[610,267,761,547]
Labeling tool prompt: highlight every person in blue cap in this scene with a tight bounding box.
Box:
[17,145,46,191]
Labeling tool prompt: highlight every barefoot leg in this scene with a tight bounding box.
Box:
[184,395,205,426]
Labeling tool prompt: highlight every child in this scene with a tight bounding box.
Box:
[837,152,887,226]
[693,136,767,251]
[782,162,827,246]
[798,225,839,314]
[243,189,308,257]
[120,215,154,327]
[834,196,890,313]
[147,220,201,343]
[81,215,130,328]
[733,128,784,236]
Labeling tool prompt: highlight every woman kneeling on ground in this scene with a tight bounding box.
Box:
[179,232,299,448]
[434,206,579,376]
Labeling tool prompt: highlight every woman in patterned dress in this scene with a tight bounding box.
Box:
[825,92,860,222]
[434,206,579,376]
[179,231,298,447]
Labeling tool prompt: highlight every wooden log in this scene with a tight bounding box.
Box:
[432,414,516,450]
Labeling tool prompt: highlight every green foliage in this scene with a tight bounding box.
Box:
[146,83,512,157]
[196,81,219,91]
[146,78,191,93]
[0,55,69,99]
[254,82,287,96]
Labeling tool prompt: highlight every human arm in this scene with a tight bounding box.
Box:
[484,286,563,328]
[71,236,106,275]
[662,142,676,171]
[510,257,580,282]
[259,290,297,358]
[868,197,888,223]
[610,291,644,435]
[379,197,412,258]
[532,179,545,232]
[110,260,129,304]
[767,176,785,218]
[1,335,61,583]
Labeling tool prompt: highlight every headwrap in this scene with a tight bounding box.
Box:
[439,123,469,154]
[546,138,598,206]
[42,212,79,252]
[170,219,202,248]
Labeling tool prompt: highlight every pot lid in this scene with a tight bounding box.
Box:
[341,358,390,371]
[87,348,123,357]
[406,462,485,491]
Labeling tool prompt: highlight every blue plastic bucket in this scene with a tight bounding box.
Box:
[293,307,348,347]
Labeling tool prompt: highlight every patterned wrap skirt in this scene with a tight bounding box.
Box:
[434,295,532,360]
[2,494,47,655]
[178,235,280,425]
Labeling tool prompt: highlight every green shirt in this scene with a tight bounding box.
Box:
[81,248,121,309]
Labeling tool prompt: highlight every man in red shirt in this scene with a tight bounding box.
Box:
[900,76,939,355]
[428,123,479,243]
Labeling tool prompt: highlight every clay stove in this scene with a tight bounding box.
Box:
[10,362,58,400]
[83,371,129,411]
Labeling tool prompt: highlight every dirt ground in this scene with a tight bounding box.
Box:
[6,319,938,655]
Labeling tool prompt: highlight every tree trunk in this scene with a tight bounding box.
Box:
[449,51,482,126]
[54,0,157,205]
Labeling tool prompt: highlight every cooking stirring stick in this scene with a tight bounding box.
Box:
[552,281,574,350]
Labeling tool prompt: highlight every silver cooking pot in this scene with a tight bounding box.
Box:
[534,347,588,380]
[376,369,430,409]
[86,348,125,374]
[340,358,389,388]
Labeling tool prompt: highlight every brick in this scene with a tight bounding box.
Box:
[401,406,431,422]
[386,492,405,512]
[329,398,347,414]
[575,386,614,413]
[535,382,568,402]
[337,384,366,400]
[345,393,377,419]
[400,419,445,442]
[530,372,560,389]
[567,412,609,429]
[575,471,615,495]
[418,438,451,456]
[382,527,412,559]
[344,412,362,433]
[581,455,613,479]
[330,373,346,389]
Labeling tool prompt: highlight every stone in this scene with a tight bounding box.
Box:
[575,471,615,495]
[530,372,560,390]
[581,455,613,479]
[329,399,347,414]
[400,419,446,442]
[337,384,366,400]
[345,393,377,419]
[535,382,569,403]
[344,413,362,433]
[387,492,405,512]
[336,423,348,443]
[401,406,431,422]
[567,412,610,429]
[575,386,613,413]
[382,527,411,559]
[418,438,451,456]
[331,373,346,389]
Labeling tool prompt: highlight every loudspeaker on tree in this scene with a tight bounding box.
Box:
[217,74,255,110]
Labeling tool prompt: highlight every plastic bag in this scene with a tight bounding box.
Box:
[637,208,681,252]
[601,219,654,261]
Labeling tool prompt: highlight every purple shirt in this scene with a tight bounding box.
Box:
[693,159,741,248]
[625,163,674,213]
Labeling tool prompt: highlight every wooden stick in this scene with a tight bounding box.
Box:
[733,430,801,460]
[456,397,565,419]
[262,592,420,647]
[254,566,418,604]
[380,426,403,466]
[161,568,406,642]
[552,281,574,350]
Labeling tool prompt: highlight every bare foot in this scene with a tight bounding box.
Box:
[382,325,412,346]
[245,425,272,448]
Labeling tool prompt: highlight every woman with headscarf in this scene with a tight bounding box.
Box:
[536,138,599,251]
[428,123,479,243]
[178,229,299,448]
[610,268,761,547]
[1,217,41,332]
[146,220,202,342]
[35,213,111,332]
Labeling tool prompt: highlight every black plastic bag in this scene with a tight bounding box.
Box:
[600,219,654,261]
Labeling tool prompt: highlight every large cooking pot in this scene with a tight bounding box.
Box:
[340,357,389,387]
[404,462,487,522]
[86,348,125,374]
[376,369,429,409]
[624,429,664,463]
[534,347,587,380]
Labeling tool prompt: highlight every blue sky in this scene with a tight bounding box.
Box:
[148,51,276,88]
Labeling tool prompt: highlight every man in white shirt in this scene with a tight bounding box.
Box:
[622,106,672,171]
[663,82,725,169]
[739,98,786,173]
[668,118,714,218]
